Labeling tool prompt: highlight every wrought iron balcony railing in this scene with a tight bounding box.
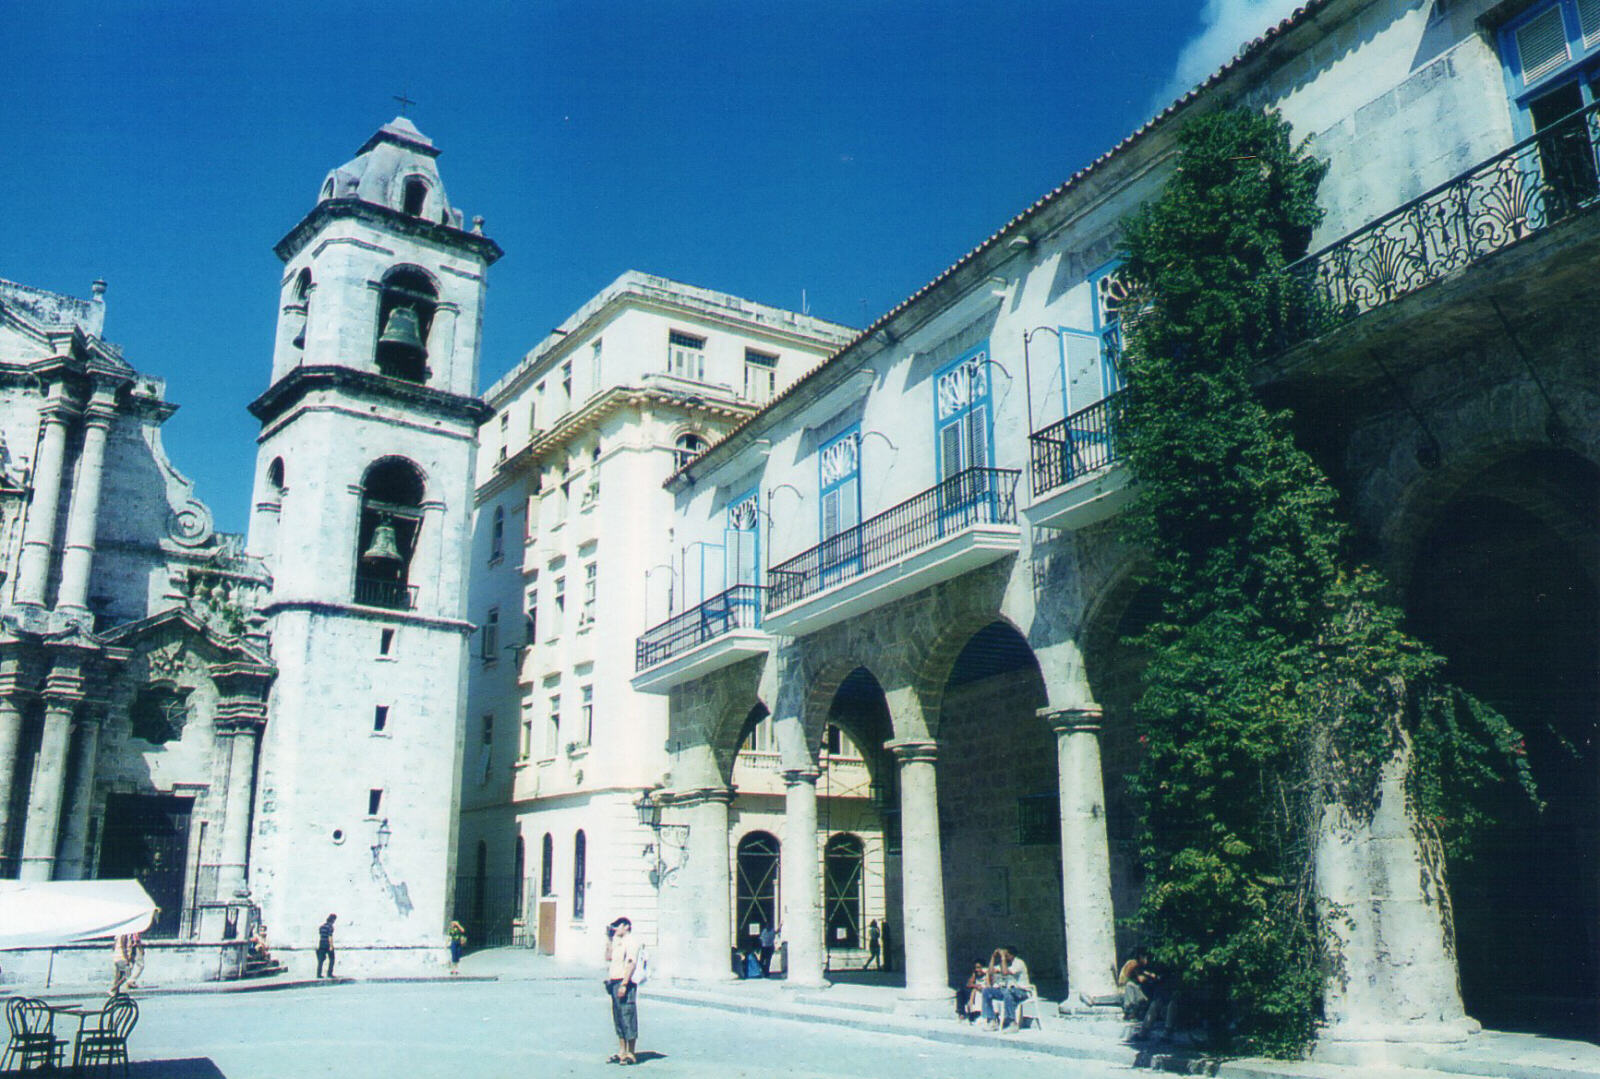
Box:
[1285,99,1600,345]
[1028,391,1128,498]
[635,584,766,671]
[353,577,418,610]
[766,466,1020,613]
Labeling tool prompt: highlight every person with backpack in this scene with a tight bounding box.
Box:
[604,916,645,1065]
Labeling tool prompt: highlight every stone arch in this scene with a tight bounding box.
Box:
[911,608,1033,740]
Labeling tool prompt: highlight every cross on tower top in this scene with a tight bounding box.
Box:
[392,92,416,116]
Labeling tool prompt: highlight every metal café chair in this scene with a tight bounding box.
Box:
[2,996,66,1072]
[72,994,139,1077]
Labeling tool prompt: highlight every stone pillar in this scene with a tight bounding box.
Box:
[216,724,263,901]
[887,739,951,1008]
[670,787,736,983]
[1315,737,1473,1059]
[14,400,75,607]
[55,395,118,617]
[54,708,104,880]
[1046,707,1120,1003]
[780,768,826,987]
[0,678,24,873]
[19,683,83,880]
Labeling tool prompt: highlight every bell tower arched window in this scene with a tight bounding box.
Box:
[402,177,429,217]
[354,457,425,610]
[375,266,438,384]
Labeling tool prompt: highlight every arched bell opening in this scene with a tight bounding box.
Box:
[932,620,1059,997]
[374,266,437,384]
[1404,447,1600,1039]
[353,457,426,610]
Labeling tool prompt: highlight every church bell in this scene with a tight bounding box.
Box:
[361,518,404,566]
[376,306,427,362]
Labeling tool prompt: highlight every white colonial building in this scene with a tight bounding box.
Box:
[643,0,1600,1053]
[457,274,855,966]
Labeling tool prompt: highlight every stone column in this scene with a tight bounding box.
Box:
[1046,707,1120,1003]
[19,681,83,880]
[14,400,75,607]
[887,739,951,1007]
[54,708,104,880]
[55,394,118,618]
[0,671,25,872]
[1315,736,1473,1056]
[781,768,826,987]
[671,787,736,983]
[216,723,263,900]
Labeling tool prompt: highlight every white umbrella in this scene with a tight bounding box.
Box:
[0,879,157,948]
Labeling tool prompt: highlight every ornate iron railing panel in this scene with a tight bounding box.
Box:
[766,466,1020,613]
[635,584,767,671]
[1286,101,1600,344]
[353,577,418,610]
[1028,391,1128,498]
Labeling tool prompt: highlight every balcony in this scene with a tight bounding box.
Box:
[763,467,1020,637]
[1026,391,1132,530]
[1266,100,1600,385]
[353,577,417,610]
[632,584,769,693]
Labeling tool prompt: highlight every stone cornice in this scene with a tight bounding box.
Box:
[257,598,474,634]
[885,738,939,764]
[248,365,492,427]
[1041,706,1104,736]
[275,198,502,265]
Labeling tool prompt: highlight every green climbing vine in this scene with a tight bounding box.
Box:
[1112,108,1537,1057]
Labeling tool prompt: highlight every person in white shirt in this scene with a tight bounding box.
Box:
[979,945,1033,1031]
[604,917,640,1065]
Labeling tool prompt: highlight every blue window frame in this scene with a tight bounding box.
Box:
[933,346,994,523]
[726,488,761,588]
[1499,1,1600,209]
[818,427,862,582]
[1088,259,1128,398]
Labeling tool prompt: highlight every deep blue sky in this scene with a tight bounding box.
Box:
[1,0,1296,534]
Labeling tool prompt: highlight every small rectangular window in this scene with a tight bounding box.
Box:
[744,349,778,404]
[580,562,597,625]
[590,339,603,397]
[520,706,534,761]
[368,789,383,816]
[483,607,500,662]
[552,578,566,636]
[378,628,395,655]
[580,685,594,744]
[481,714,494,745]
[547,695,561,756]
[373,705,389,732]
[561,361,573,410]
[668,331,706,380]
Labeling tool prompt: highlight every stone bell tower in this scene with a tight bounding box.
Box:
[244,117,500,971]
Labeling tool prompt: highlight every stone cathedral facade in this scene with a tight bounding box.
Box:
[0,117,497,980]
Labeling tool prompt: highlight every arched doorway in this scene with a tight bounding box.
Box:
[1404,448,1600,1038]
[735,831,780,957]
[933,620,1060,996]
[825,833,866,949]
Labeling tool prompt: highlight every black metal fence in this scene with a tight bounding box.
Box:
[1284,100,1600,346]
[1028,391,1128,497]
[767,466,1020,613]
[354,577,418,610]
[454,873,532,950]
[635,584,766,671]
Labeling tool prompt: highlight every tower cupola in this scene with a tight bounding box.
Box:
[318,116,461,227]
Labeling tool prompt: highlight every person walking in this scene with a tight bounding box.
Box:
[125,931,147,989]
[880,919,894,973]
[447,920,468,975]
[109,933,133,997]
[863,920,881,970]
[315,914,337,978]
[603,917,641,1066]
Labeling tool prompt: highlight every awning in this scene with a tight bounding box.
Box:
[0,880,157,949]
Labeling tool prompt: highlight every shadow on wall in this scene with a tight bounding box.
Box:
[126,1060,230,1078]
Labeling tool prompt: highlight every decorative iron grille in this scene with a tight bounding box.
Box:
[353,577,418,610]
[1284,100,1600,346]
[766,466,1020,613]
[1028,391,1128,497]
[635,584,766,671]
